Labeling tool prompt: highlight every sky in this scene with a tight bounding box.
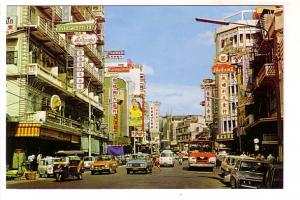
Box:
[104,6,257,116]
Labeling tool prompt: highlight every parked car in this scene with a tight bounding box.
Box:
[221,155,254,184]
[53,155,84,181]
[83,156,95,170]
[159,150,175,167]
[264,163,283,188]
[230,158,269,189]
[126,153,153,174]
[91,155,118,175]
[37,157,61,178]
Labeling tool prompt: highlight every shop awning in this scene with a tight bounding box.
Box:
[15,123,41,137]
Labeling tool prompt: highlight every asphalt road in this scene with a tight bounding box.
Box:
[6,161,228,189]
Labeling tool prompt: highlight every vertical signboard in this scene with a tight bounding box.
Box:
[129,97,143,127]
[219,74,229,115]
[205,87,213,123]
[111,77,119,133]
[74,48,85,90]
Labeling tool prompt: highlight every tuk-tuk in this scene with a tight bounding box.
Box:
[53,155,84,181]
[37,157,61,178]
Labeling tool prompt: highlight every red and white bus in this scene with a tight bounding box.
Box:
[187,138,216,171]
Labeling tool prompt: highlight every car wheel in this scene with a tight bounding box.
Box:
[230,178,236,189]
[127,170,131,174]
[109,167,113,174]
[91,171,95,175]
[77,173,82,180]
[55,173,63,182]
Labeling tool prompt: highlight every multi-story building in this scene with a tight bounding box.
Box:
[104,56,146,152]
[6,6,106,164]
[146,101,161,151]
[242,7,283,160]
[213,10,258,152]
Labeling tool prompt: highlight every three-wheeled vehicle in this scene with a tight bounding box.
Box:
[53,155,84,181]
[53,150,85,182]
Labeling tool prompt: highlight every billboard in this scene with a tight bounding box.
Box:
[129,97,143,127]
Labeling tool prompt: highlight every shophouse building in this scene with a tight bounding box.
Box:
[6,6,106,164]
[213,10,258,152]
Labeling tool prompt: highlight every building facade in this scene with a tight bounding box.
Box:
[213,10,258,152]
[6,6,106,164]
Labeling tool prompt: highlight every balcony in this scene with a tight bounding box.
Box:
[37,6,62,22]
[72,6,95,22]
[30,16,71,56]
[84,44,102,65]
[84,61,103,85]
[75,90,104,112]
[256,63,275,88]
[24,111,81,134]
[27,63,73,95]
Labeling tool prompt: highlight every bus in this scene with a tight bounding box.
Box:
[187,138,216,171]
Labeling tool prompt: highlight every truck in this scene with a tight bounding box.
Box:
[187,138,216,171]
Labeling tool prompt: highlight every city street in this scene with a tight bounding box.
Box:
[6,161,228,189]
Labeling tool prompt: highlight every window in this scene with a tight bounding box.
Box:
[6,51,18,64]
[232,102,236,112]
[240,34,243,43]
[246,34,251,43]
[232,120,236,128]
[224,121,227,132]
[228,120,232,131]
[233,35,237,45]
[221,39,225,48]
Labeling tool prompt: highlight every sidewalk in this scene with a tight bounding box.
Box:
[6,173,46,186]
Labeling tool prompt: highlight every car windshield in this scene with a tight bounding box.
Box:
[96,156,111,161]
[189,142,212,152]
[84,157,93,161]
[132,154,148,160]
[161,153,173,157]
[240,161,268,173]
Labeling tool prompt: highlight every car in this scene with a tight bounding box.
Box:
[264,163,283,188]
[221,155,254,184]
[230,158,269,189]
[83,156,95,170]
[91,155,118,175]
[37,157,61,178]
[126,153,153,174]
[159,150,175,167]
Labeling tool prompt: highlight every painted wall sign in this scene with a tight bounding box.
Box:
[56,22,95,33]
[6,16,17,34]
[112,77,119,132]
[71,33,98,45]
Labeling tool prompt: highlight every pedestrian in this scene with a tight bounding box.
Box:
[153,156,160,171]
[267,154,275,164]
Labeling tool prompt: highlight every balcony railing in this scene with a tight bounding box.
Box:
[27,63,73,94]
[84,61,102,84]
[256,63,275,87]
[24,111,82,133]
[84,44,102,64]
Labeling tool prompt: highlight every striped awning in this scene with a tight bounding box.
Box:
[15,123,41,137]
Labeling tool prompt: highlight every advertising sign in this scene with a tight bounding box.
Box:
[219,74,229,115]
[105,50,125,59]
[218,53,229,63]
[212,63,236,74]
[129,97,143,127]
[56,22,95,33]
[73,48,85,90]
[205,88,213,123]
[71,33,98,45]
[108,66,130,73]
[131,130,144,138]
[111,77,119,132]
[6,16,17,34]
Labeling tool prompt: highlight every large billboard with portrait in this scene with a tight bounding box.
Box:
[129,97,143,127]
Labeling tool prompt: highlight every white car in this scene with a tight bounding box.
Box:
[37,157,61,177]
[83,156,95,169]
[159,150,175,167]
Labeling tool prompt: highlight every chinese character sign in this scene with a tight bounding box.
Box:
[129,97,143,127]
[73,48,85,90]
[219,74,228,115]
[205,87,213,122]
[112,77,119,132]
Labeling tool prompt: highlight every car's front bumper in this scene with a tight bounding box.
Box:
[126,167,147,171]
[91,166,110,172]
[188,163,215,167]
